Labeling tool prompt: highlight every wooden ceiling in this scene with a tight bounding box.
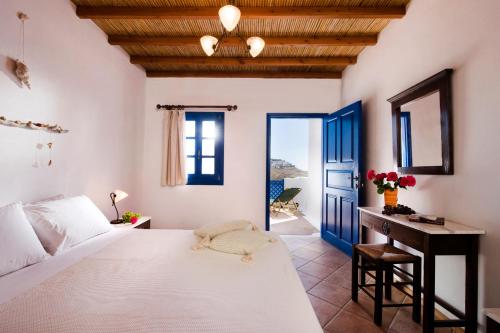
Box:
[71,0,410,78]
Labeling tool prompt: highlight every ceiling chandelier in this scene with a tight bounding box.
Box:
[200,2,265,57]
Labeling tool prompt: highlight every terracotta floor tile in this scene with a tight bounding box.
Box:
[324,310,385,333]
[387,307,422,333]
[323,269,352,290]
[285,243,305,252]
[335,260,354,276]
[307,294,341,327]
[304,240,339,254]
[281,236,310,247]
[297,271,322,291]
[313,251,350,268]
[343,292,401,330]
[298,261,337,279]
[308,281,351,308]
[291,255,309,269]
[281,235,318,244]
[291,247,324,260]
[282,239,310,251]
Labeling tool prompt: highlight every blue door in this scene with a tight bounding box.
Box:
[322,101,363,256]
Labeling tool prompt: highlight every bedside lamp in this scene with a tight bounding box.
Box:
[110,189,128,224]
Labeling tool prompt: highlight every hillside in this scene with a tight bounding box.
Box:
[271,159,308,180]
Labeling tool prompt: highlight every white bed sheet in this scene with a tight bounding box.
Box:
[0,228,128,305]
[0,229,322,333]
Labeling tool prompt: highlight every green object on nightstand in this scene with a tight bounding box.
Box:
[122,211,141,224]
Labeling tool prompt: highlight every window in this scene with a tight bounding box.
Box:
[185,112,224,185]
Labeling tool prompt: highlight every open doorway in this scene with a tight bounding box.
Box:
[265,114,325,237]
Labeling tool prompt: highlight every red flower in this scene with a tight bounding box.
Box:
[367,169,376,180]
[375,173,387,181]
[406,175,416,187]
[131,216,138,224]
[387,172,398,182]
[399,177,409,187]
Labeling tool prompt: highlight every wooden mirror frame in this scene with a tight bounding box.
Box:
[388,69,453,175]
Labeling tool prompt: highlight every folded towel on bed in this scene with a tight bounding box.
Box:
[193,221,276,262]
[194,220,253,240]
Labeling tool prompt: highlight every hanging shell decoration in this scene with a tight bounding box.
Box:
[17,12,29,20]
[15,60,31,89]
[0,116,69,134]
[15,12,31,89]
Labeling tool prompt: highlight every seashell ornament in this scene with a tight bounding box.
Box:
[15,60,31,89]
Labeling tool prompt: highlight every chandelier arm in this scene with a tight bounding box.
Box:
[235,24,250,50]
[213,29,227,53]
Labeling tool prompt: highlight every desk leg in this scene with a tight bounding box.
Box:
[465,236,478,333]
[423,239,435,333]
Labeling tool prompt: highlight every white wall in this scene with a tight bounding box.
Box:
[139,79,341,229]
[303,119,323,231]
[341,0,500,324]
[0,0,146,218]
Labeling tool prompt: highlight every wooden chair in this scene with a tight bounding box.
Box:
[352,243,421,326]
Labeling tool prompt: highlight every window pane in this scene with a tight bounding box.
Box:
[202,139,215,156]
[185,121,196,137]
[185,139,195,156]
[202,121,216,138]
[186,157,195,175]
[201,157,215,174]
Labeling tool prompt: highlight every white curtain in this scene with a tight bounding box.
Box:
[161,110,186,186]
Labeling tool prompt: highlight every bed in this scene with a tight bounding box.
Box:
[0,227,322,333]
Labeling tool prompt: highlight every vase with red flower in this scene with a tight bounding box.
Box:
[366,169,416,207]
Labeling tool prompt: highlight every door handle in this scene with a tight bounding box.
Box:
[353,175,363,189]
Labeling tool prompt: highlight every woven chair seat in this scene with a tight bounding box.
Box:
[354,243,419,263]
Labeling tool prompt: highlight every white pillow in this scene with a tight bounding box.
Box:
[24,195,112,255]
[30,194,64,204]
[0,202,48,276]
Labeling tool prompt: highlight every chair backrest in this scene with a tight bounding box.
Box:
[274,187,301,204]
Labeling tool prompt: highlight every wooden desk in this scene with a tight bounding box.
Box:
[358,207,485,333]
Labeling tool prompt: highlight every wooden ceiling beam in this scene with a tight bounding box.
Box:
[131,56,355,66]
[76,6,406,20]
[146,71,342,79]
[109,35,377,47]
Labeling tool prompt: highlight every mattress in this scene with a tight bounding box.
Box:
[0,229,322,333]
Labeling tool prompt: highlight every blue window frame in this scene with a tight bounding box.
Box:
[185,112,224,185]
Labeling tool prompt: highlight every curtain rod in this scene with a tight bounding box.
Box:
[156,104,238,111]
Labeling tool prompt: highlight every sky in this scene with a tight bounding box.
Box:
[271,119,310,171]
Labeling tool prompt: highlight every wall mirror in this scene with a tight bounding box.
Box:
[388,69,453,174]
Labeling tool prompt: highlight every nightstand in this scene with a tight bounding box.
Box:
[113,216,151,229]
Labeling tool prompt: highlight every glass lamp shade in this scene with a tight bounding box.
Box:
[112,189,128,203]
[200,35,218,56]
[218,5,241,32]
[247,36,266,57]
